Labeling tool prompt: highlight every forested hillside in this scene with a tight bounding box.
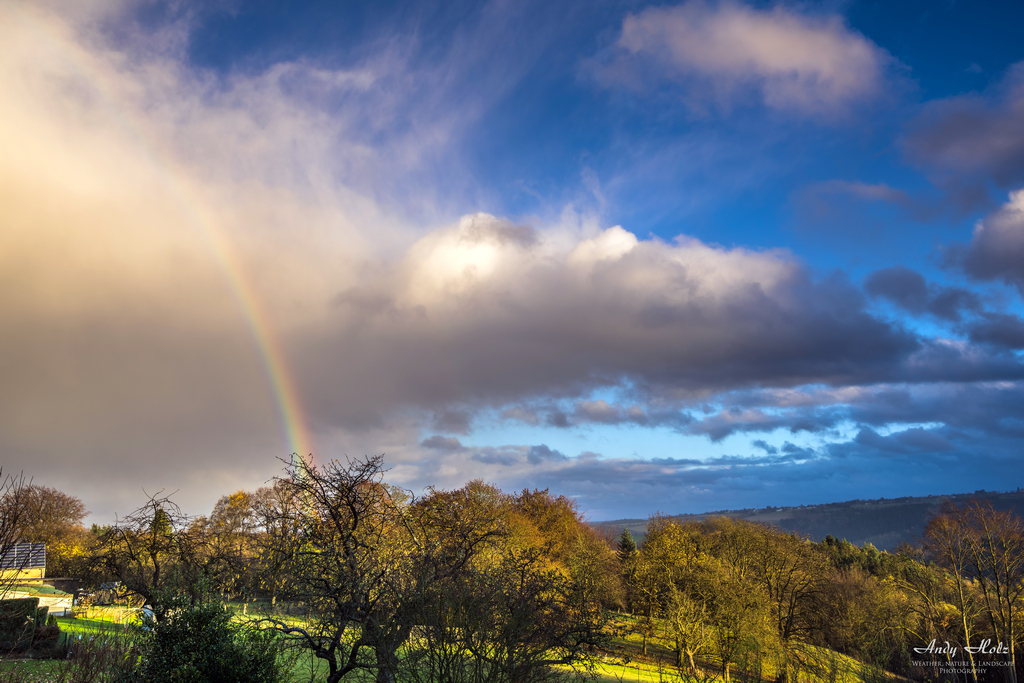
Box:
[600,488,1024,549]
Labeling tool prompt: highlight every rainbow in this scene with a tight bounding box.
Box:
[181,206,315,461]
[17,5,314,459]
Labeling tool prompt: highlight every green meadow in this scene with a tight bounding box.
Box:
[0,606,894,683]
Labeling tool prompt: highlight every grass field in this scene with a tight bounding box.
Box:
[0,606,890,683]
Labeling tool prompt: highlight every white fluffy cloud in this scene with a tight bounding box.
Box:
[609,0,887,116]
[304,212,914,431]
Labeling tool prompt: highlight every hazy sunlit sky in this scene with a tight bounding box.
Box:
[4,0,1024,523]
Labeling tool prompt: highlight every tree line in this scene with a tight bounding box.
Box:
[3,459,1024,683]
[616,501,1024,683]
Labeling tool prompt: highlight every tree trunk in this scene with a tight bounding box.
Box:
[375,639,402,683]
[959,599,978,683]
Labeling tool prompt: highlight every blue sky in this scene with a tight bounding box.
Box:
[3,0,1024,522]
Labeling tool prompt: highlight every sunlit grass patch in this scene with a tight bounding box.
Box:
[54,616,127,637]
[588,612,892,683]
[64,605,135,625]
[792,643,898,683]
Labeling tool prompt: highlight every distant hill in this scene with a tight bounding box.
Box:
[597,488,1024,551]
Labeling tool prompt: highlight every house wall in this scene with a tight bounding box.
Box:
[0,567,45,580]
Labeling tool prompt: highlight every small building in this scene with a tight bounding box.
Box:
[0,543,46,581]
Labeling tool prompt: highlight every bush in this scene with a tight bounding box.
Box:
[31,622,61,654]
[0,597,40,651]
[58,634,144,683]
[126,597,290,683]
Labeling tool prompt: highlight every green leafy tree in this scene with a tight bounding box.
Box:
[408,545,605,683]
[752,528,829,680]
[706,573,775,683]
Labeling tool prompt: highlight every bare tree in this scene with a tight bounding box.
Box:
[249,479,302,609]
[257,454,410,683]
[0,470,31,596]
[262,455,602,683]
[91,492,223,618]
[277,457,510,683]
[923,506,984,683]
[895,550,979,681]
[753,528,829,681]
[925,500,1024,683]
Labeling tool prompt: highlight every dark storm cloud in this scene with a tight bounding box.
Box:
[968,313,1024,350]
[854,427,956,454]
[420,435,466,452]
[430,409,474,434]
[538,401,691,430]
[478,326,1024,442]
[903,63,1024,207]
[960,191,1024,293]
[464,443,566,467]
[471,449,524,467]
[682,408,843,442]
[893,339,1024,383]
[404,420,1019,518]
[928,288,983,322]
[864,266,980,321]
[865,267,929,311]
[601,377,1024,443]
[844,382,1024,437]
[526,445,567,465]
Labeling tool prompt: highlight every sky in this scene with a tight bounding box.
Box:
[3,0,1024,524]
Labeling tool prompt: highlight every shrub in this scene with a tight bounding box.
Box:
[31,622,61,652]
[0,597,39,651]
[126,597,291,683]
[60,634,144,683]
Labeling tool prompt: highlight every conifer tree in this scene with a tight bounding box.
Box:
[617,529,637,562]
